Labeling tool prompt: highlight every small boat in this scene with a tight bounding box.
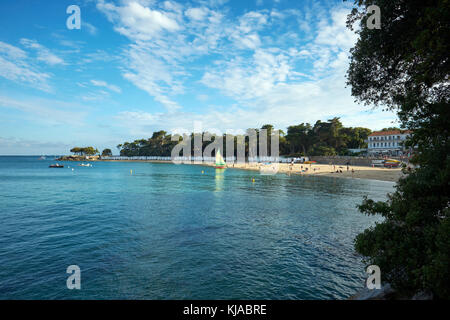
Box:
[304,160,317,164]
[383,159,401,168]
[78,163,92,167]
[215,150,226,169]
[49,164,64,168]
[385,159,401,163]
[38,155,46,160]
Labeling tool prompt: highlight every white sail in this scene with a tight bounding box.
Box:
[215,149,225,166]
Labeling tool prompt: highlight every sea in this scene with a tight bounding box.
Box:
[0,156,393,299]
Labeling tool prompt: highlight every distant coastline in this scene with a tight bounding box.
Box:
[54,155,403,182]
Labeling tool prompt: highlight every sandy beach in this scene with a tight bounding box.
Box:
[205,162,404,182]
[99,159,404,182]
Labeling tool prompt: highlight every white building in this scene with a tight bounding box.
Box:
[367,130,412,156]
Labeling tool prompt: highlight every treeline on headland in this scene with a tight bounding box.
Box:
[70,147,112,157]
[113,118,377,157]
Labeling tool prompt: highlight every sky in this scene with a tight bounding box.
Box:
[0,0,398,155]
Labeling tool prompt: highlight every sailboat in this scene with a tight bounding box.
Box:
[215,149,226,169]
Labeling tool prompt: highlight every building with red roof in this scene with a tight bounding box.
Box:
[367,130,413,156]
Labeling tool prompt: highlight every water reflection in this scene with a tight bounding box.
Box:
[214,169,225,192]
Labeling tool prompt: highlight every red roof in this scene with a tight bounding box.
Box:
[369,130,412,136]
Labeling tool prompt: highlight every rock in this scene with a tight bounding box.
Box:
[350,283,394,300]
[412,290,433,300]
[56,155,99,161]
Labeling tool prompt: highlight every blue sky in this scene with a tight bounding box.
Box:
[0,0,397,155]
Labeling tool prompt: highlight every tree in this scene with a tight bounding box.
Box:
[341,127,372,149]
[70,147,98,156]
[286,123,312,155]
[115,122,373,158]
[347,0,449,298]
[70,147,82,155]
[102,148,112,156]
[380,127,401,132]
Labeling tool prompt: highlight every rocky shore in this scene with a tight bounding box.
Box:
[349,283,434,300]
[56,155,101,161]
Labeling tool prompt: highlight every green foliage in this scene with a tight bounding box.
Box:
[347,0,449,298]
[309,145,337,156]
[70,147,82,155]
[70,146,98,156]
[101,148,112,156]
[380,127,401,132]
[285,118,371,156]
[116,121,372,157]
[118,132,179,157]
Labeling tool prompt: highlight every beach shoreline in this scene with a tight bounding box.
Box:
[94,159,404,182]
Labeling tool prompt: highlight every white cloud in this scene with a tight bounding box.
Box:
[195,6,375,131]
[315,9,356,49]
[97,2,396,133]
[121,42,184,112]
[20,38,65,66]
[83,22,98,35]
[97,0,181,41]
[90,79,122,93]
[185,7,209,21]
[201,48,292,100]
[112,4,396,135]
[0,137,71,155]
[227,11,268,49]
[0,41,52,92]
[0,41,27,59]
[0,95,87,126]
[197,94,209,101]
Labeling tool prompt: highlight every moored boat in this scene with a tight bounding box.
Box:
[215,150,226,169]
[49,164,64,168]
[78,163,92,167]
[384,159,401,168]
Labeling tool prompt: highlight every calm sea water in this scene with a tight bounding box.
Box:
[0,156,393,300]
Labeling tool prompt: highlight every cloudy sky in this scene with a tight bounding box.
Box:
[0,0,397,155]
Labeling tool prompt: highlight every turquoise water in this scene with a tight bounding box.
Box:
[0,156,392,299]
